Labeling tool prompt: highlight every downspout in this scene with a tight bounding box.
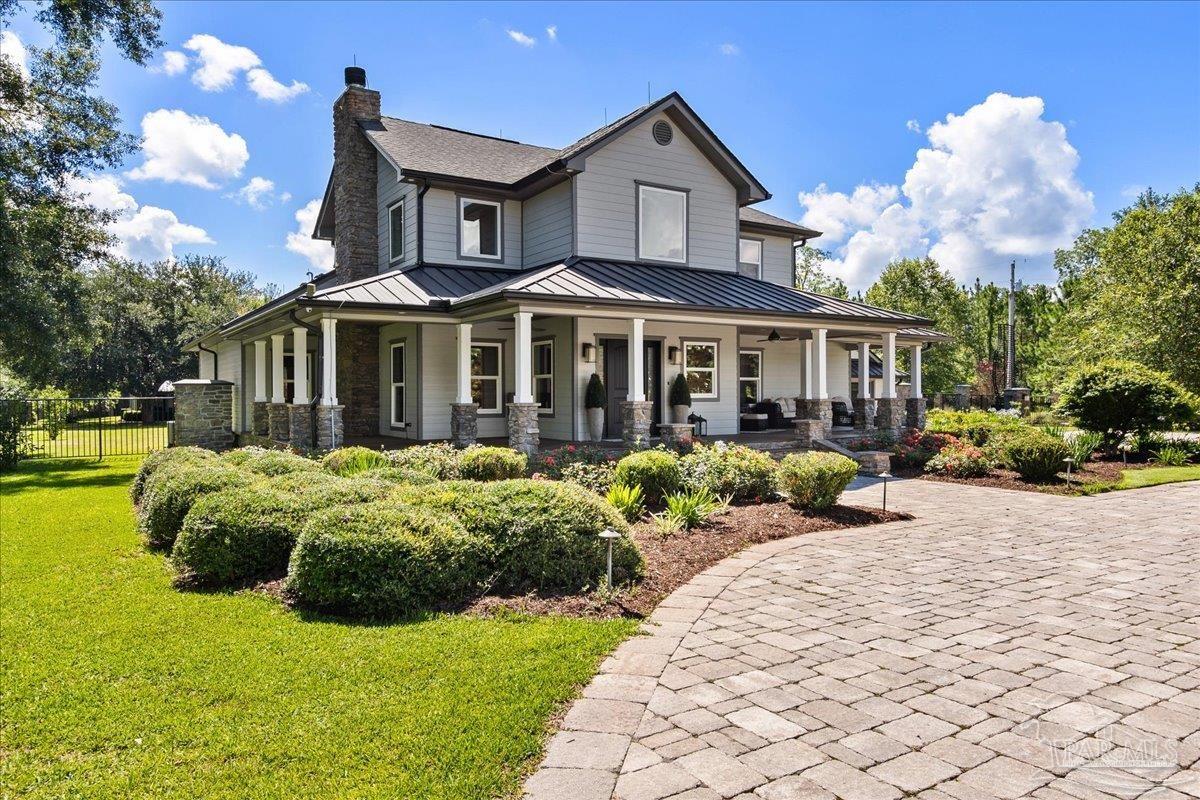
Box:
[289,308,323,448]
[415,178,430,264]
[197,343,218,378]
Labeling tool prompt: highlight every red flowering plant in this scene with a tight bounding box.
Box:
[924,439,992,477]
[892,428,961,468]
[533,444,614,479]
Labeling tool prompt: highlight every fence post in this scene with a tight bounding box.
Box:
[97,411,104,462]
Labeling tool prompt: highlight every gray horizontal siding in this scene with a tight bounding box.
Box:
[574,113,738,272]
[422,187,523,268]
[522,180,572,267]
[377,158,418,270]
[758,233,795,288]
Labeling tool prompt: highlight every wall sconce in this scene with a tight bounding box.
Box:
[668,346,681,365]
[581,342,596,363]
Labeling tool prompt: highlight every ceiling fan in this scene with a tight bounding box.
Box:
[756,328,799,343]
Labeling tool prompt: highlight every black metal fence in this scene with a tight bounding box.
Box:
[2,397,174,461]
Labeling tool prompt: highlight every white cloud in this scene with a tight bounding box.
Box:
[285,199,334,272]
[183,34,260,91]
[152,50,188,75]
[127,109,248,189]
[719,43,740,56]
[1121,184,1146,199]
[798,93,1094,289]
[1,30,29,79]
[246,66,309,102]
[546,25,558,41]
[906,119,921,133]
[228,176,287,209]
[65,174,212,261]
[506,29,536,47]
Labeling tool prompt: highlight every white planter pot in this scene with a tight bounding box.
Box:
[586,407,605,441]
[672,404,691,424]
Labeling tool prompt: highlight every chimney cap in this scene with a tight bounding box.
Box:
[344,66,367,87]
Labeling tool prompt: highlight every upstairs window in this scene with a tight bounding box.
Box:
[459,197,501,260]
[738,238,762,279]
[638,184,687,263]
[388,200,404,263]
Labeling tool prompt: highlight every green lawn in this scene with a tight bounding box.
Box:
[1,457,635,799]
[1111,464,1200,490]
[21,417,170,458]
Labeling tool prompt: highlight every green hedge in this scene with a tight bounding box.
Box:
[321,446,390,477]
[137,463,254,549]
[612,450,682,502]
[130,446,217,505]
[777,452,859,511]
[387,442,463,479]
[359,466,438,486]
[221,447,322,477]
[1001,429,1070,482]
[680,443,778,502]
[458,446,527,481]
[925,409,1025,446]
[288,504,490,617]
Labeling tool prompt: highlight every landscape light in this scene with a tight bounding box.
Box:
[599,528,622,587]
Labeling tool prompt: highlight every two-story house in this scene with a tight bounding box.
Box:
[188,66,945,453]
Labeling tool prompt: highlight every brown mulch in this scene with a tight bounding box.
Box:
[464,502,910,620]
[893,457,1148,495]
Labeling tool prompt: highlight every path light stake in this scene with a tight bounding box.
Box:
[1063,457,1074,489]
[599,528,622,588]
[879,471,891,513]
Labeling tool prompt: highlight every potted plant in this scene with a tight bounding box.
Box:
[669,373,692,423]
[585,373,606,442]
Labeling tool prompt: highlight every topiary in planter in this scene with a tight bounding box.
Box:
[457,446,527,481]
[130,446,218,505]
[320,446,390,477]
[613,449,683,502]
[137,462,255,549]
[669,373,692,408]
[585,373,606,410]
[777,451,859,510]
[288,503,491,618]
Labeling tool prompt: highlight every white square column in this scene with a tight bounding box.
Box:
[291,326,309,405]
[455,322,473,404]
[803,339,814,400]
[813,328,828,400]
[628,318,645,401]
[910,344,923,398]
[880,332,896,399]
[858,342,872,399]
[513,312,534,404]
[270,334,286,403]
[253,340,268,402]
[320,318,338,406]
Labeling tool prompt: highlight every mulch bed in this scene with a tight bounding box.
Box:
[893,457,1148,495]
[464,502,910,620]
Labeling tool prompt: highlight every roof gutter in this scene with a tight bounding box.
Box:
[197,342,218,376]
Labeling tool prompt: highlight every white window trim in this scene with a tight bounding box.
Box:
[533,339,554,415]
[682,340,718,400]
[637,184,688,264]
[471,342,504,414]
[458,197,503,261]
[738,349,762,404]
[739,237,763,279]
[388,200,405,263]
[282,353,313,404]
[390,341,406,427]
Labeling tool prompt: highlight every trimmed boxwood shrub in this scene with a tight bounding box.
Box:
[612,449,682,502]
[458,446,527,481]
[777,452,859,511]
[321,446,390,477]
[358,466,438,486]
[1058,360,1198,449]
[1001,429,1070,482]
[387,442,462,479]
[288,504,490,617]
[221,447,321,477]
[680,442,778,502]
[130,446,217,505]
[392,479,643,592]
[172,486,307,586]
[263,471,393,504]
[138,463,254,549]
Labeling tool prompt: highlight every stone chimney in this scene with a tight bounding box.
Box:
[332,66,380,284]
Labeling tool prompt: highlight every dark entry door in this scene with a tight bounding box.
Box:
[601,339,662,438]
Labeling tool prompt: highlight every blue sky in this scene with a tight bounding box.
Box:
[5,1,1198,290]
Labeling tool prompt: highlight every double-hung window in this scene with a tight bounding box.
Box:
[738,238,762,279]
[637,184,687,263]
[471,343,503,413]
[738,350,762,407]
[683,341,718,399]
[388,200,404,263]
[390,342,406,427]
[459,197,502,260]
[533,340,553,414]
[282,353,313,404]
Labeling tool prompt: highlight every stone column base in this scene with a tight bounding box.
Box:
[905,397,927,430]
[800,399,833,436]
[506,402,540,458]
[792,419,824,448]
[852,397,877,432]
[450,403,479,448]
[172,379,235,451]
[268,402,290,443]
[316,405,344,450]
[252,401,269,436]
[288,404,314,451]
[875,397,904,432]
[658,422,694,451]
[620,400,654,449]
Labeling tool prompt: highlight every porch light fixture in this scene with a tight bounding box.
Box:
[581,342,596,363]
[599,528,622,587]
[668,346,681,365]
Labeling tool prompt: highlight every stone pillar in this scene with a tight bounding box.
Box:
[800,398,833,436]
[792,419,824,448]
[657,422,694,451]
[507,402,540,458]
[172,379,235,451]
[337,322,380,438]
[268,403,290,443]
[450,402,478,448]
[954,384,972,410]
[1004,387,1031,414]
[315,405,344,450]
[288,404,314,451]
[252,401,269,436]
[905,397,927,430]
[620,400,654,448]
[875,397,904,433]
[852,398,877,432]
[332,75,381,284]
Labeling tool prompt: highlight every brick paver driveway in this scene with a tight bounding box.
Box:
[525,479,1200,800]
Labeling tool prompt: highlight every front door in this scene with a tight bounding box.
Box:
[601,339,662,438]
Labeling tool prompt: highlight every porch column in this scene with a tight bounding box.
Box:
[251,340,269,436]
[910,344,922,398]
[854,341,876,432]
[814,328,828,399]
[268,333,288,443]
[802,340,814,401]
[316,318,342,450]
[876,331,903,432]
[507,312,539,457]
[289,326,312,450]
[621,317,652,447]
[906,344,926,429]
[799,328,831,436]
[451,322,478,447]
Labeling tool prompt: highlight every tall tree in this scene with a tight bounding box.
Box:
[794,246,849,299]
[0,0,162,385]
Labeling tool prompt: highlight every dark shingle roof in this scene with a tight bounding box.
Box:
[739,207,820,238]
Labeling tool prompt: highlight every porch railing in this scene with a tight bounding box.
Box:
[2,397,174,461]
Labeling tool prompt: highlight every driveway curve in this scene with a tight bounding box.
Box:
[524,479,1200,800]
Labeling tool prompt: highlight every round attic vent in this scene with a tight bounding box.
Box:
[652,120,673,146]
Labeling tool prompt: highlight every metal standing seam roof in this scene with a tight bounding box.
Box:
[308,264,517,307]
[850,352,911,380]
